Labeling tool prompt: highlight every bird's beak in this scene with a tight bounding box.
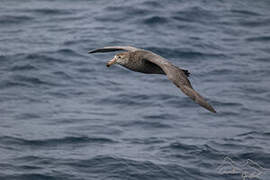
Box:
[106,57,117,67]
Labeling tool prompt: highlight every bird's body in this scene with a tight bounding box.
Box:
[89,46,216,113]
[120,51,165,74]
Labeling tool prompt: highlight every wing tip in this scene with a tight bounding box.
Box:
[88,49,97,54]
[199,100,217,113]
[88,46,137,54]
[208,106,217,113]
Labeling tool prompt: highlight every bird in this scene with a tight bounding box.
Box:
[89,46,216,113]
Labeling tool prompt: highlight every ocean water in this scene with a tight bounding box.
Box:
[0,0,270,179]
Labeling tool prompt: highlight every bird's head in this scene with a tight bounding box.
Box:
[106,52,130,67]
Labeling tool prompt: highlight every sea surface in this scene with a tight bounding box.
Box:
[0,0,270,180]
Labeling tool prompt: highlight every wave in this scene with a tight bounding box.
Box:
[117,120,172,129]
[65,155,197,179]
[0,15,33,25]
[237,131,270,138]
[0,136,116,148]
[12,75,53,86]
[10,64,37,71]
[26,8,75,16]
[1,1,270,180]
[238,18,270,27]
[230,10,261,16]
[142,16,168,25]
[245,36,270,42]
[1,174,60,180]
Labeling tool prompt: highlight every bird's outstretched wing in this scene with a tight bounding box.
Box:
[141,50,216,113]
[88,46,139,53]
[88,46,216,113]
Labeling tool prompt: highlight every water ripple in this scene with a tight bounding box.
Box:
[0,136,116,148]
[1,0,270,180]
[0,15,33,24]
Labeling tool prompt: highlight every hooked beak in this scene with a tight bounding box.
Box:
[106,57,117,67]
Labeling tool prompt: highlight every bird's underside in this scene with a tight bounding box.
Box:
[89,46,216,113]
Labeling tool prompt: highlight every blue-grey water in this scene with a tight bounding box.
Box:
[1,0,270,180]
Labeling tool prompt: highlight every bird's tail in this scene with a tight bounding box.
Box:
[181,69,190,77]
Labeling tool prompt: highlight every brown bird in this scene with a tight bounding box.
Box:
[89,46,216,113]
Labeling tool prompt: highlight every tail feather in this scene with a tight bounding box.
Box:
[182,69,190,77]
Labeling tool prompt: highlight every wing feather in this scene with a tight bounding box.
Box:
[88,47,216,113]
[141,50,216,113]
[88,46,139,53]
[178,85,216,113]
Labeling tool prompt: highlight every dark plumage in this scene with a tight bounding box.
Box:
[89,46,216,113]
